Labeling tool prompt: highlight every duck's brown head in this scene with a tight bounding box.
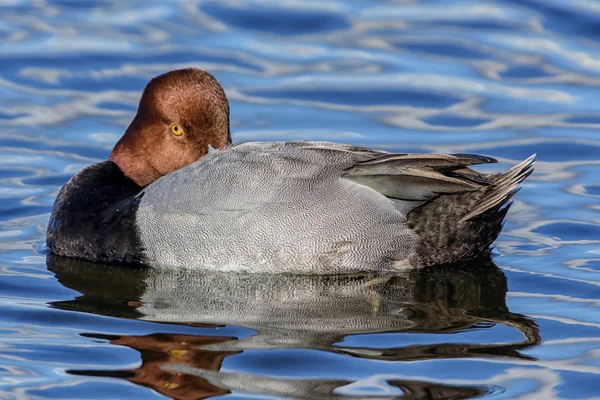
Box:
[110,68,231,187]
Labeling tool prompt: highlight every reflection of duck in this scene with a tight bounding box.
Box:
[71,331,488,400]
[48,255,539,399]
[47,68,534,272]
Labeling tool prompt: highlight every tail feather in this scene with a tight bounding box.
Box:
[460,154,536,222]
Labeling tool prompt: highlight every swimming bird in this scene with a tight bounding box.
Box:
[46,68,535,273]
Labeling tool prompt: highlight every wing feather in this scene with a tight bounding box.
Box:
[343,153,496,201]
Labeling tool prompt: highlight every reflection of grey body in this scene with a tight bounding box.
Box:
[137,260,538,354]
[163,364,489,400]
[49,256,539,399]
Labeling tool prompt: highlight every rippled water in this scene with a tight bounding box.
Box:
[1,1,599,399]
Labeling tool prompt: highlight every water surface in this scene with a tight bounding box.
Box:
[1,1,600,399]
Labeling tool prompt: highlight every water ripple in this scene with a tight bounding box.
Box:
[0,0,599,398]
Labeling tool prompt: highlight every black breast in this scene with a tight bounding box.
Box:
[46,161,145,264]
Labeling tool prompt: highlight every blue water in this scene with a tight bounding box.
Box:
[1,0,599,398]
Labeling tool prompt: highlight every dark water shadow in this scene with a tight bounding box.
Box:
[47,255,539,399]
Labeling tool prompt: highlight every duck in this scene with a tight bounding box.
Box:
[46,68,535,274]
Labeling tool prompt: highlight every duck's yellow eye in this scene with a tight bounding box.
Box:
[170,123,183,136]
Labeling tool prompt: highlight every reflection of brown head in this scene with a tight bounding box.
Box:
[110,68,232,186]
[70,333,240,400]
[116,334,240,400]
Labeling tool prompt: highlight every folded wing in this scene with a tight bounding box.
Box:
[343,153,497,202]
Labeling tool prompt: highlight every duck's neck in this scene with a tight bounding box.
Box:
[47,161,145,264]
